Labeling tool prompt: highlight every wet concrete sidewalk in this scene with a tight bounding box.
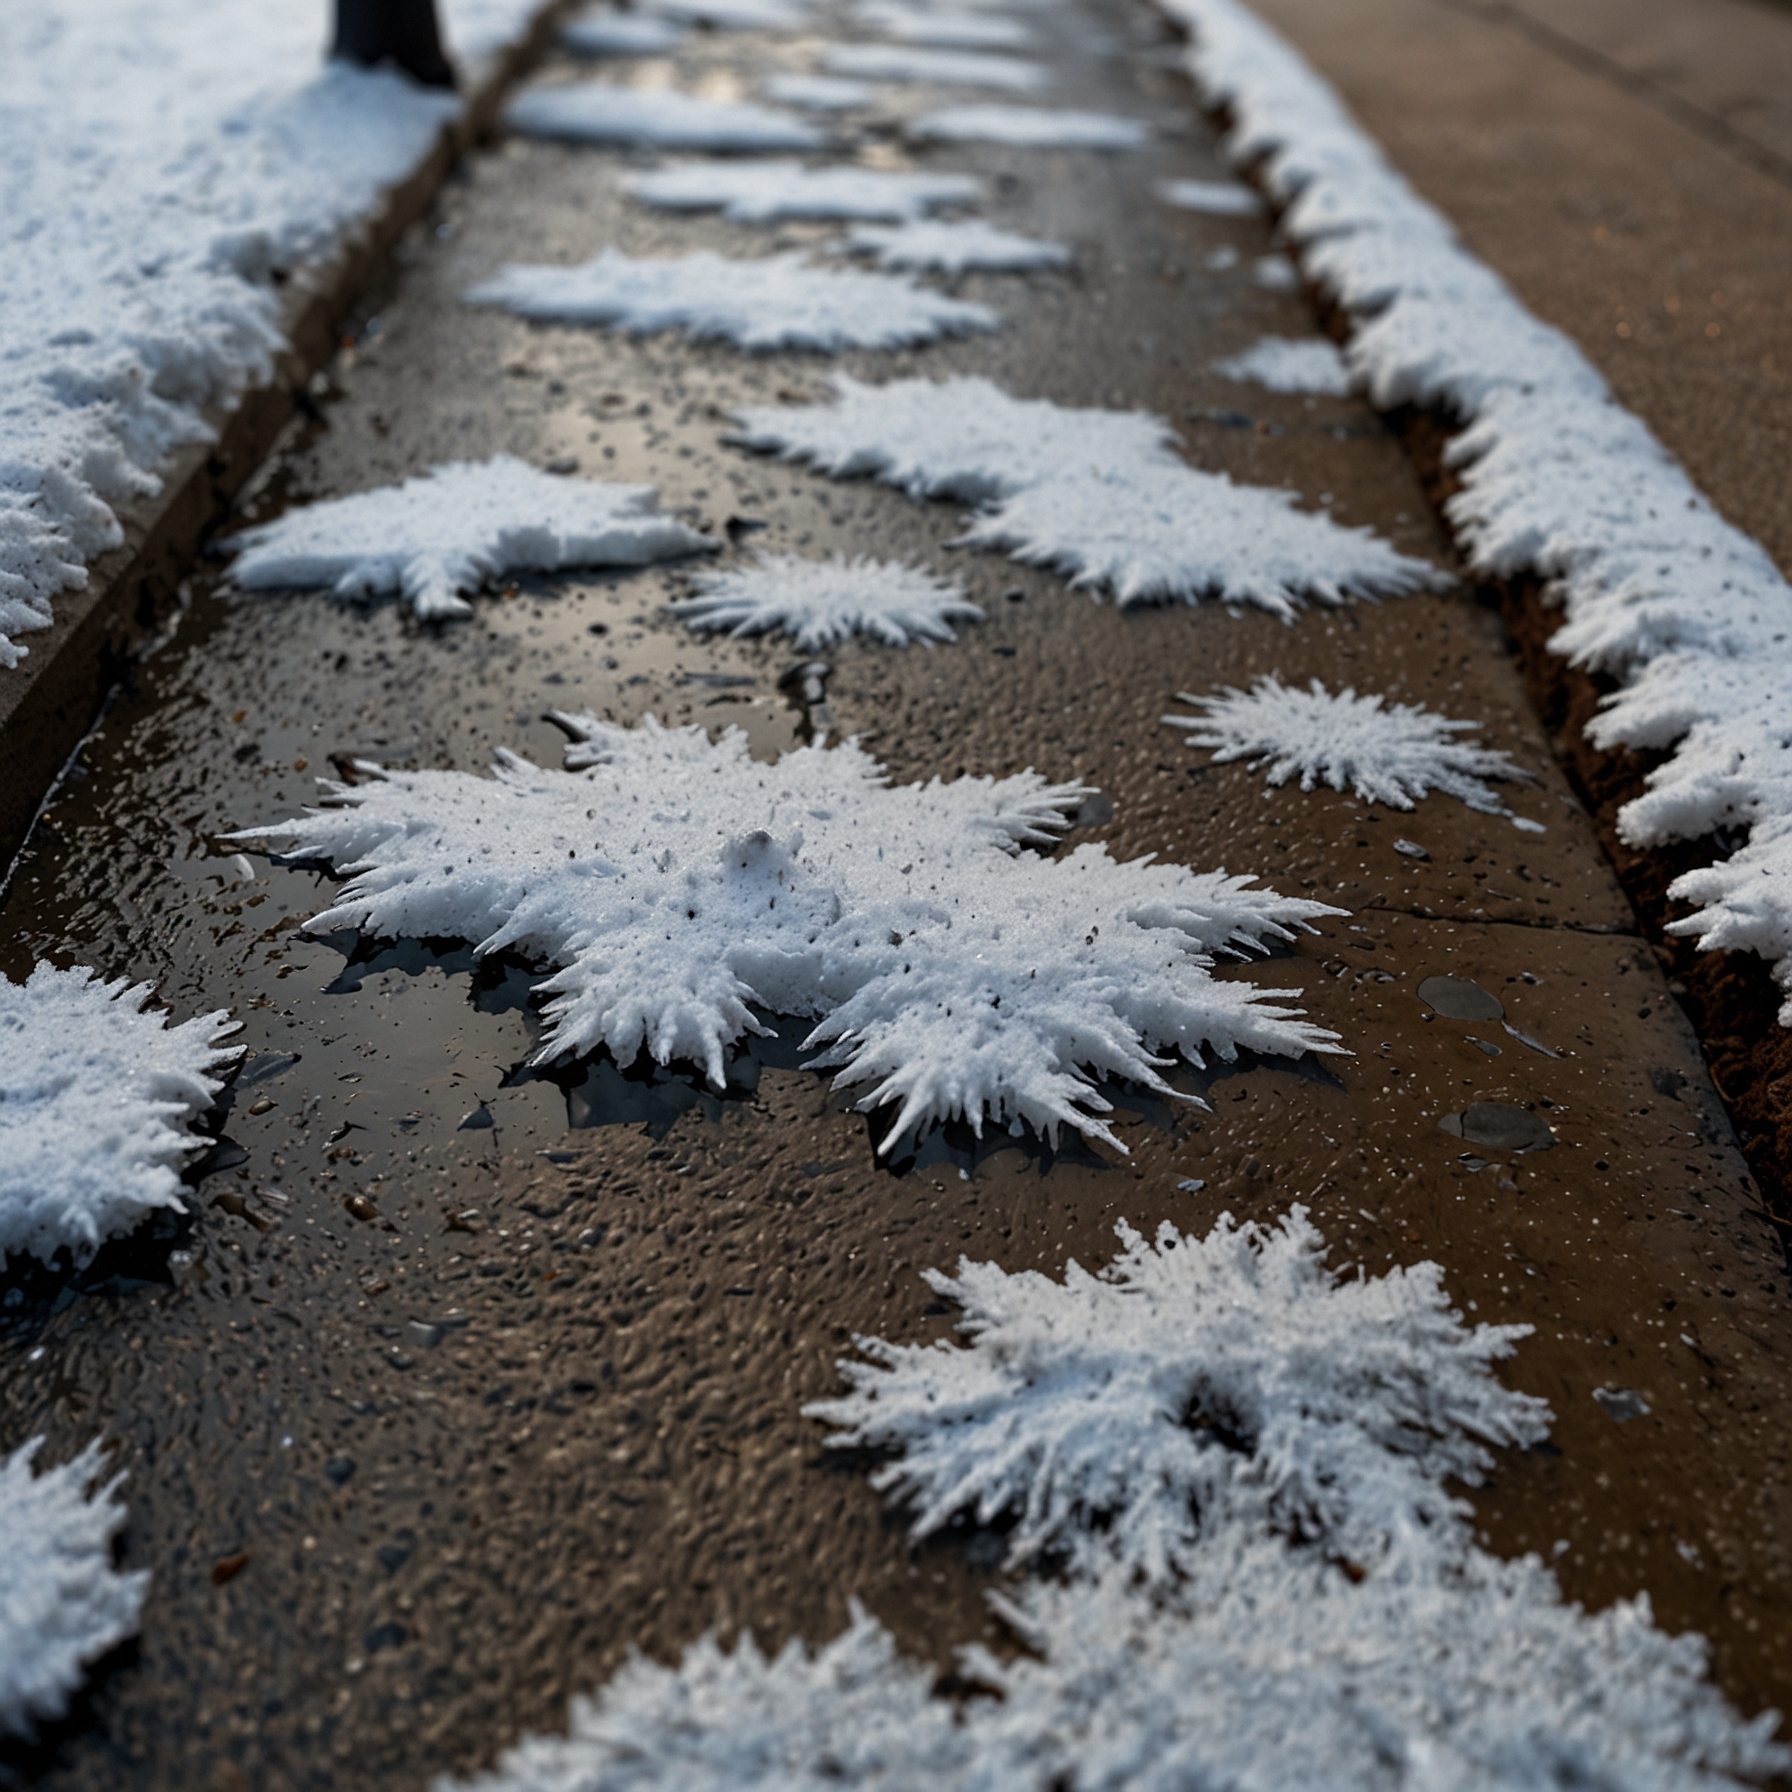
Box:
[2,1,1789,1785]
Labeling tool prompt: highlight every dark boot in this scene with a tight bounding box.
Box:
[332,0,458,88]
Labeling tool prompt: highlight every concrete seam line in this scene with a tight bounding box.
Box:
[1155,0,1792,1029]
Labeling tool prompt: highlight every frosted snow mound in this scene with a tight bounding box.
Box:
[641,0,808,28]
[1154,176,1261,215]
[0,1439,148,1740]
[1165,677,1526,812]
[0,964,237,1267]
[762,73,875,111]
[1213,334,1350,395]
[224,457,715,621]
[820,44,1050,89]
[668,554,983,647]
[237,718,1341,1156]
[466,249,997,353]
[859,2,1034,48]
[810,1208,1547,1582]
[506,83,824,151]
[909,104,1150,147]
[732,375,1441,614]
[839,219,1071,273]
[621,160,984,222]
[563,11,687,55]
[1163,0,1792,1016]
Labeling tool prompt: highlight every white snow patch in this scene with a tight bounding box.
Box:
[1164,677,1528,813]
[1213,334,1350,394]
[668,553,983,647]
[1154,175,1261,215]
[1163,0,1792,1014]
[563,11,687,54]
[858,1,1035,48]
[506,83,824,151]
[762,72,875,110]
[224,457,714,621]
[820,43,1050,90]
[838,219,1070,273]
[0,964,237,1267]
[731,374,1442,614]
[909,104,1150,146]
[0,0,542,668]
[1252,252,1299,291]
[621,160,984,222]
[437,1211,1789,1792]
[0,1439,148,1740]
[466,249,998,352]
[641,0,808,28]
[236,718,1342,1157]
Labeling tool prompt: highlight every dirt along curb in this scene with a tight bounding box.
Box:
[0,0,574,881]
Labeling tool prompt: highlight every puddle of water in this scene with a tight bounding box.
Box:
[1438,1102,1556,1154]
[1418,974,1504,1022]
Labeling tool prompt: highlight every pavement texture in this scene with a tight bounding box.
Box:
[2,1,1791,1786]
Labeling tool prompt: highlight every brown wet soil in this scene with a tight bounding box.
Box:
[3,3,1791,1787]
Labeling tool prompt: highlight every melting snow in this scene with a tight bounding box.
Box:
[0,964,237,1267]
[819,44,1051,89]
[762,72,875,110]
[909,103,1151,146]
[1154,175,1261,215]
[562,11,687,54]
[731,374,1441,614]
[466,249,998,352]
[858,1,1035,48]
[621,160,984,222]
[506,83,824,152]
[838,219,1070,273]
[0,1439,147,1740]
[1213,334,1351,394]
[237,718,1341,1157]
[1165,677,1527,812]
[1165,0,1792,1017]
[440,1211,1788,1792]
[225,457,714,621]
[668,553,983,647]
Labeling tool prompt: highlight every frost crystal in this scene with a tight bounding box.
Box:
[1213,334,1350,394]
[908,105,1151,148]
[761,72,874,111]
[621,160,984,223]
[225,457,714,621]
[237,718,1340,1156]
[838,219,1070,274]
[819,44,1050,90]
[465,250,997,353]
[506,83,823,151]
[731,375,1441,615]
[668,554,983,648]
[0,1439,148,1740]
[1154,175,1261,215]
[562,11,686,54]
[0,964,237,1267]
[1164,677,1526,812]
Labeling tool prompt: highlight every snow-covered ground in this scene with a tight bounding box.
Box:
[0,0,546,670]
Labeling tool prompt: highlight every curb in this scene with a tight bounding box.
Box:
[0,1,573,876]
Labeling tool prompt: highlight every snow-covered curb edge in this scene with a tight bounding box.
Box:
[0,0,574,884]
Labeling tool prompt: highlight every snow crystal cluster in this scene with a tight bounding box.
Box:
[860,1,1033,48]
[225,457,714,620]
[837,219,1070,274]
[506,83,824,152]
[1213,333,1351,395]
[0,964,237,1267]
[621,160,985,223]
[238,718,1341,1157]
[668,554,984,648]
[1164,0,1792,1017]
[0,1439,148,1739]
[1165,676,1526,812]
[909,104,1151,147]
[819,43,1050,90]
[466,249,997,353]
[731,374,1441,613]
[440,1210,1789,1791]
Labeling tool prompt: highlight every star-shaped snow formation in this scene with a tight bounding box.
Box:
[225,457,715,622]
[730,375,1441,614]
[0,965,237,1267]
[820,43,1050,89]
[668,553,984,648]
[839,219,1070,274]
[909,104,1150,148]
[621,160,984,223]
[0,1439,148,1740]
[1213,334,1351,395]
[237,719,1342,1156]
[507,83,824,151]
[1165,677,1527,812]
[466,249,998,354]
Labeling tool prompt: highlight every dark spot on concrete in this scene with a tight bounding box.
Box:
[1438,1103,1556,1153]
[1418,975,1504,1022]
